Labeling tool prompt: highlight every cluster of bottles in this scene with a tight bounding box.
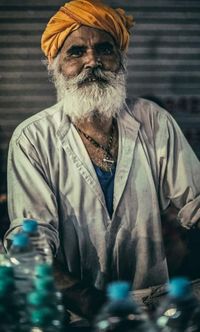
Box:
[1,218,200,331]
[94,278,200,332]
[27,264,65,332]
[0,219,67,332]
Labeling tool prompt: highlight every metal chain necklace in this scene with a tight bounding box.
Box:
[75,122,115,170]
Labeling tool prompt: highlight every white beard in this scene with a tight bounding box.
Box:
[52,66,126,122]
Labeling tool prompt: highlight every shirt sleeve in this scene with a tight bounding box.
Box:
[4,130,59,253]
[158,111,200,229]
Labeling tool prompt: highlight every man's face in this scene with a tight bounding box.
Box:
[58,25,121,80]
[51,25,126,121]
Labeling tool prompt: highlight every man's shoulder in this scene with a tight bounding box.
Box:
[123,97,173,140]
[11,100,67,143]
[125,97,170,122]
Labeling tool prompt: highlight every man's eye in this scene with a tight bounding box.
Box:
[102,48,113,55]
[97,44,114,55]
[68,48,84,57]
[71,51,83,57]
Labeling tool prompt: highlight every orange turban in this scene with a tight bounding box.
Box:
[41,0,134,60]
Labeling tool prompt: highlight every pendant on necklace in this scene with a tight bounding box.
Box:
[103,158,115,173]
[103,158,115,164]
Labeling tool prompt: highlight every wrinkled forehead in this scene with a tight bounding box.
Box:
[61,25,119,51]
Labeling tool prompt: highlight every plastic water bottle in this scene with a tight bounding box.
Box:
[27,263,66,331]
[28,292,64,332]
[155,277,198,332]
[94,281,157,332]
[35,263,69,325]
[9,233,42,293]
[22,219,53,264]
[34,264,64,315]
[0,280,17,332]
[0,267,20,332]
[0,264,33,332]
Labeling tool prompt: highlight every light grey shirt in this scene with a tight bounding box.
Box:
[5,98,200,290]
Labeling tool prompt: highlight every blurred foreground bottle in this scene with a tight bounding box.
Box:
[9,233,42,292]
[0,266,20,332]
[155,277,199,332]
[27,263,69,332]
[22,219,53,264]
[94,281,157,332]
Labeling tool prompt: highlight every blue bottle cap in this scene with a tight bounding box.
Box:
[12,233,29,247]
[168,277,190,298]
[22,219,38,233]
[107,281,131,300]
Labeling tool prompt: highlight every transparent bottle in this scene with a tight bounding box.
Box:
[155,277,198,332]
[94,281,157,332]
[0,269,19,332]
[27,263,66,332]
[9,233,42,293]
[35,263,68,326]
[22,219,53,264]
[0,250,32,332]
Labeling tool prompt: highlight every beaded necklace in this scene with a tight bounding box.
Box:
[75,122,115,171]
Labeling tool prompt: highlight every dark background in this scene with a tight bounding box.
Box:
[0,0,200,278]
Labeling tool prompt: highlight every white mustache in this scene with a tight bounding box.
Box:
[65,68,118,89]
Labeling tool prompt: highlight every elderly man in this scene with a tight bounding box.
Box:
[4,0,200,323]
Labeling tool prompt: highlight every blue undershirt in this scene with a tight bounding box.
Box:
[93,164,116,218]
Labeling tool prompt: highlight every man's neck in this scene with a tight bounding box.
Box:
[74,113,113,137]
[73,112,118,171]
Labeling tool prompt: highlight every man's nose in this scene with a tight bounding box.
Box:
[84,49,100,69]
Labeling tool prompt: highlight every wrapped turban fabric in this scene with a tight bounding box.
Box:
[41,0,134,60]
